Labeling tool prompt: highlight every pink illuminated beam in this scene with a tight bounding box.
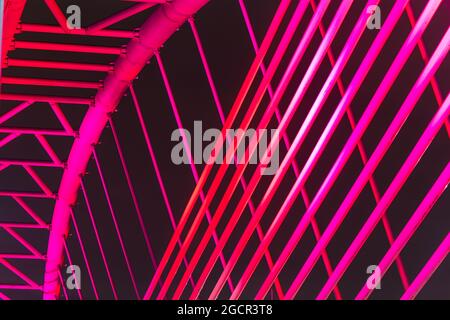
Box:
[0,133,20,148]
[13,196,47,227]
[158,0,318,299]
[0,292,10,300]
[215,0,411,299]
[401,233,450,300]
[129,84,195,290]
[44,0,211,300]
[356,163,450,300]
[69,209,99,300]
[233,0,436,299]
[13,41,123,55]
[203,0,379,299]
[44,0,70,32]
[317,92,450,299]
[0,285,41,291]
[155,52,235,294]
[23,165,54,197]
[20,23,135,38]
[239,0,341,298]
[187,0,352,300]
[80,182,118,299]
[49,103,76,136]
[188,16,285,299]
[0,224,48,230]
[0,258,40,289]
[0,93,92,105]
[63,241,82,300]
[307,0,408,289]
[405,4,447,136]
[288,27,450,299]
[108,119,159,273]
[93,150,140,298]
[0,160,63,168]
[87,3,154,33]
[0,128,74,136]
[0,191,55,198]
[7,59,113,72]
[0,254,45,260]
[3,227,44,258]
[0,101,33,125]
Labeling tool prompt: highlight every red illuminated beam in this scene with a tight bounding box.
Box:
[317,92,450,299]
[43,0,211,300]
[86,3,154,33]
[7,59,113,72]
[174,0,348,300]
[13,41,123,55]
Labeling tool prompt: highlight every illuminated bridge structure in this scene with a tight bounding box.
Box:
[0,0,448,300]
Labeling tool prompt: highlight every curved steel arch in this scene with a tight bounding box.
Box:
[43,0,209,300]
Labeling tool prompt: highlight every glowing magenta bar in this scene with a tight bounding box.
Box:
[253,0,441,299]
[109,119,159,272]
[45,0,211,300]
[401,233,450,300]
[7,58,113,72]
[182,15,285,300]
[0,285,41,291]
[49,103,76,135]
[0,160,63,168]
[356,163,450,300]
[0,223,48,230]
[309,0,408,289]
[24,166,54,196]
[155,52,235,295]
[192,0,353,300]
[13,41,123,55]
[35,134,63,166]
[3,227,43,258]
[13,196,48,227]
[63,241,83,300]
[0,133,20,148]
[0,258,40,288]
[0,93,92,105]
[0,292,10,300]
[0,101,33,125]
[20,23,136,38]
[288,27,449,297]
[144,0,293,299]
[129,84,195,290]
[87,4,153,33]
[44,0,70,32]
[69,210,99,300]
[0,191,55,198]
